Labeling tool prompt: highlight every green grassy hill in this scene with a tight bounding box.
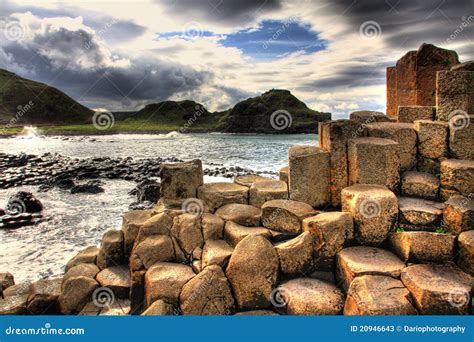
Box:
[0,69,93,125]
[220,89,331,133]
[0,69,331,134]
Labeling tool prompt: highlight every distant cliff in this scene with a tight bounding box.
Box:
[0,69,331,133]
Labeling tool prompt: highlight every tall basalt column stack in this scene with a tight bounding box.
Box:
[436,68,474,121]
[159,160,203,200]
[288,145,330,208]
[348,137,400,191]
[318,120,359,207]
[386,43,459,118]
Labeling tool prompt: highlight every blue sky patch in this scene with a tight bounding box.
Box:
[220,19,326,60]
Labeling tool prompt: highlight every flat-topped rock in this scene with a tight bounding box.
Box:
[397,106,434,123]
[436,70,473,121]
[413,120,449,161]
[96,266,131,299]
[275,231,314,277]
[98,299,131,316]
[303,212,353,258]
[65,246,99,272]
[159,160,203,200]
[401,264,472,314]
[131,235,175,271]
[350,111,392,123]
[96,230,125,270]
[275,278,344,315]
[336,246,405,292]
[279,167,289,183]
[401,171,439,200]
[202,240,233,269]
[398,197,444,228]
[390,231,455,262]
[170,213,204,256]
[440,159,474,200]
[341,185,398,245]
[135,213,173,245]
[3,283,30,298]
[261,199,316,234]
[62,263,100,290]
[226,235,279,310]
[122,209,154,255]
[443,195,474,234]
[201,213,225,240]
[458,231,474,275]
[366,122,417,171]
[288,145,330,208]
[0,294,28,315]
[197,183,249,212]
[59,276,99,315]
[27,278,62,315]
[344,275,417,315]
[145,262,195,306]
[180,265,235,315]
[348,137,400,191]
[223,221,272,247]
[215,203,261,226]
[234,175,272,187]
[141,300,176,316]
[318,119,361,206]
[249,180,288,208]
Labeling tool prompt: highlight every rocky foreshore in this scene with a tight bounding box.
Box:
[0,43,473,316]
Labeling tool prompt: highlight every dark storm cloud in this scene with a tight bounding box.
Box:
[300,62,388,90]
[160,0,282,25]
[325,0,473,53]
[0,25,210,110]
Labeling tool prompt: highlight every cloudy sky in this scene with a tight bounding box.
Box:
[0,0,472,118]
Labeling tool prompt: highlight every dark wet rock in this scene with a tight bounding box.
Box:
[6,191,43,213]
[71,181,105,194]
